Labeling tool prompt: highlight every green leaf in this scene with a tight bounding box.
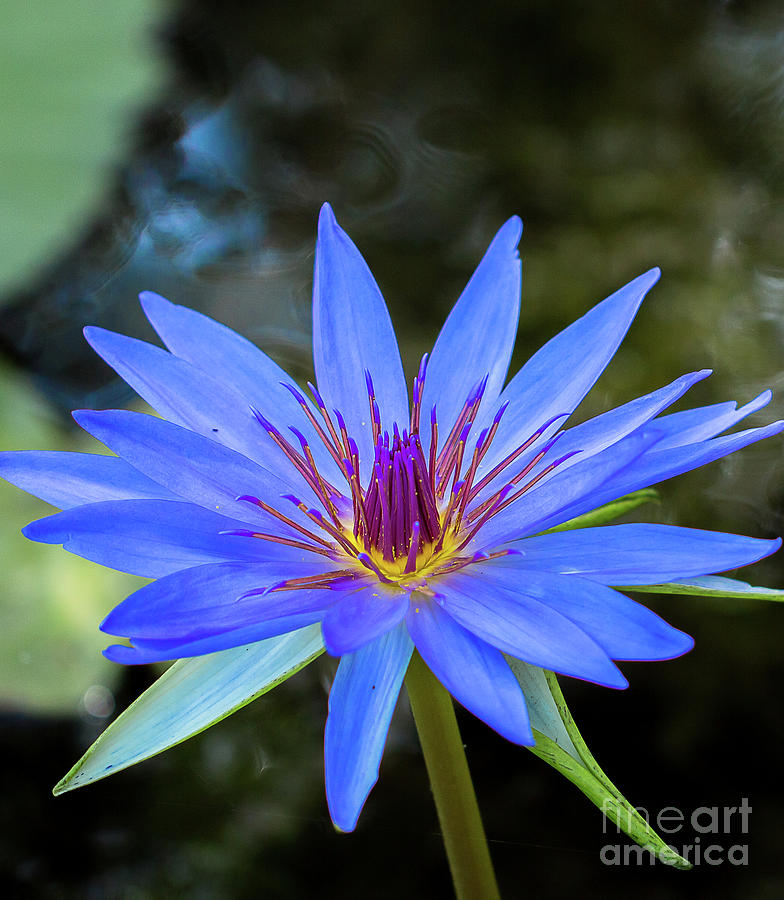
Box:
[544,489,660,533]
[512,663,691,869]
[621,574,784,602]
[53,625,324,795]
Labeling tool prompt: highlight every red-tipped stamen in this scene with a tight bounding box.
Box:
[454,494,513,551]
[221,529,334,556]
[243,568,360,596]
[280,383,348,474]
[429,406,438,490]
[334,409,352,460]
[410,354,429,434]
[434,479,465,552]
[405,521,421,573]
[452,427,489,530]
[479,449,582,521]
[288,426,342,524]
[357,552,396,584]
[251,407,330,499]
[434,375,487,482]
[467,431,566,523]
[467,411,569,502]
[307,381,347,463]
[236,494,334,548]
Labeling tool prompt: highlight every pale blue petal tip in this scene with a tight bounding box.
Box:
[138,289,171,310]
[82,325,108,348]
[71,409,95,429]
[607,668,630,690]
[643,266,661,286]
[318,201,338,231]
[500,214,524,245]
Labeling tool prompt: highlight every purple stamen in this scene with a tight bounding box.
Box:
[417,353,429,383]
[223,530,333,556]
[357,552,395,584]
[493,401,510,426]
[241,363,577,585]
[467,410,571,502]
[251,406,279,436]
[288,426,309,451]
[348,436,360,468]
[236,584,277,601]
[405,521,421,573]
[280,381,308,406]
[307,381,326,410]
[235,494,334,548]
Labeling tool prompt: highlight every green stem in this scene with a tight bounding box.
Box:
[405,650,501,900]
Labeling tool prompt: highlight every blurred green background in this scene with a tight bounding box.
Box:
[2,1,784,897]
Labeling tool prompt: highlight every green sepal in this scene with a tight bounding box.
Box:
[621,574,784,602]
[512,663,691,869]
[506,657,579,758]
[54,624,324,795]
[544,489,660,533]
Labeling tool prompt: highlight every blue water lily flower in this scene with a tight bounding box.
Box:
[2,204,782,832]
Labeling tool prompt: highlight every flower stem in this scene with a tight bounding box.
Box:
[405,650,501,900]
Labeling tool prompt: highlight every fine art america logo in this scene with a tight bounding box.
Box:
[599,799,751,866]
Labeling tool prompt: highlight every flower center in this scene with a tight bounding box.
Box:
[231,355,577,596]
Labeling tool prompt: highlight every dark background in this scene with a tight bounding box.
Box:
[2,1,784,897]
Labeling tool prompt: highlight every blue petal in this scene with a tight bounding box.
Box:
[469,368,711,511]
[0,451,177,509]
[101,560,338,640]
[104,615,326,664]
[59,625,325,791]
[321,585,408,656]
[474,428,664,547]
[21,499,311,577]
[434,573,628,687]
[421,217,522,443]
[72,409,314,529]
[139,291,340,480]
[533,370,711,477]
[476,269,660,474]
[405,600,534,744]
[651,390,772,450]
[85,327,279,467]
[513,524,781,584]
[459,566,693,661]
[312,204,409,477]
[324,624,413,832]
[542,420,784,534]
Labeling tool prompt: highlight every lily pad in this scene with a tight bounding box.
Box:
[0,0,162,295]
